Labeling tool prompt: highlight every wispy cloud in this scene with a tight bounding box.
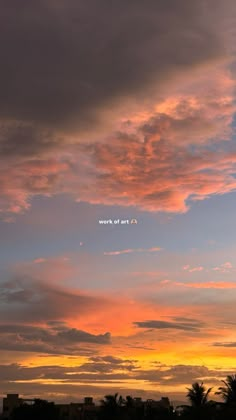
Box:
[174,281,236,289]
[189,266,204,273]
[134,318,205,332]
[182,262,234,273]
[213,342,236,347]
[212,261,233,272]
[104,247,162,256]
[33,258,47,264]
[182,265,204,272]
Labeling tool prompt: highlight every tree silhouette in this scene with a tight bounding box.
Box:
[7,376,236,420]
[186,382,212,407]
[100,393,124,420]
[124,395,135,408]
[177,382,213,420]
[124,396,143,420]
[216,374,236,403]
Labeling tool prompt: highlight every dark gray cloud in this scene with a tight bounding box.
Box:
[81,356,138,373]
[0,363,129,386]
[0,364,153,402]
[90,355,137,365]
[0,272,111,355]
[0,0,227,146]
[0,362,233,394]
[0,323,111,355]
[134,364,223,386]
[0,277,109,322]
[57,329,111,345]
[134,318,205,332]
[0,122,60,158]
[213,342,236,347]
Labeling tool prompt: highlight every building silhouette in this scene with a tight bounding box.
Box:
[1,393,172,420]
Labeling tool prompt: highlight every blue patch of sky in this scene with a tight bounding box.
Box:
[1,190,236,265]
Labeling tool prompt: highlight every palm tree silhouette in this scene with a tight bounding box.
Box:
[124,395,134,408]
[186,382,212,407]
[216,374,236,403]
[100,393,124,407]
[100,393,124,419]
[176,382,213,420]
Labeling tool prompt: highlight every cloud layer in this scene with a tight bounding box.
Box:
[0,0,227,130]
[0,0,236,217]
[1,92,236,216]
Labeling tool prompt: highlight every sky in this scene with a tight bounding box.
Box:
[1,0,236,405]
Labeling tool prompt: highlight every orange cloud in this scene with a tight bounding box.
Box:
[4,253,236,390]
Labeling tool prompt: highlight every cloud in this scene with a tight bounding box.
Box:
[134,318,205,332]
[0,0,227,133]
[0,122,62,157]
[90,355,137,365]
[188,266,204,273]
[0,1,235,218]
[0,362,128,383]
[0,362,232,394]
[76,356,138,374]
[0,157,69,216]
[0,260,167,337]
[79,101,236,213]
[0,73,236,217]
[212,261,233,272]
[0,276,110,323]
[134,365,215,385]
[182,262,233,274]
[104,247,162,256]
[0,323,111,356]
[213,342,236,347]
[33,258,47,264]
[224,262,234,269]
[57,329,111,345]
[174,281,236,289]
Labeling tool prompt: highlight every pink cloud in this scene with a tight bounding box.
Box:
[188,266,204,273]
[222,262,233,268]
[104,247,162,256]
[174,281,236,289]
[182,265,204,272]
[0,158,69,218]
[212,261,233,272]
[33,258,47,264]
[0,67,236,218]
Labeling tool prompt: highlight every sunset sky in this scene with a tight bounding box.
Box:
[1,0,236,405]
